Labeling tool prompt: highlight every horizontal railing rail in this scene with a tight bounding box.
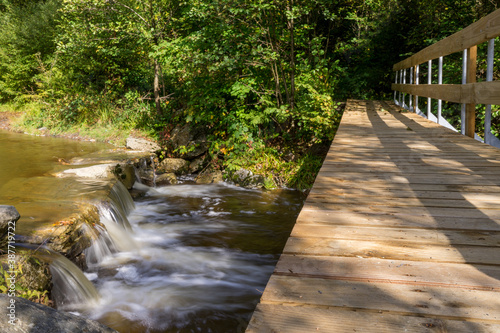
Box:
[392,8,500,147]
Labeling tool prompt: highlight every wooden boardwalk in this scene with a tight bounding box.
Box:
[246,100,500,332]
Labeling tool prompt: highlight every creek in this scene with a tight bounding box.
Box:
[0,129,305,332]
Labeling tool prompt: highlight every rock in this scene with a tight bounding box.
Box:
[156,173,178,186]
[233,169,253,184]
[0,294,117,332]
[156,158,189,175]
[231,169,265,189]
[138,170,156,187]
[0,206,20,249]
[189,156,206,174]
[170,125,208,159]
[0,206,20,236]
[58,164,114,179]
[57,163,136,190]
[126,137,160,153]
[195,168,223,184]
[111,164,136,190]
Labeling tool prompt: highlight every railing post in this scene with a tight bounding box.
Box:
[398,70,402,106]
[403,68,407,109]
[485,38,494,145]
[461,49,467,135]
[414,65,419,113]
[437,56,443,124]
[409,66,413,111]
[465,46,477,138]
[427,60,432,119]
[394,71,398,105]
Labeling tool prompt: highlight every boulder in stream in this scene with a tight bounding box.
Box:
[126,137,160,153]
[156,173,178,186]
[0,294,117,333]
[156,158,189,175]
[195,167,223,184]
[0,205,20,236]
[188,156,206,174]
[231,169,266,189]
[57,163,136,190]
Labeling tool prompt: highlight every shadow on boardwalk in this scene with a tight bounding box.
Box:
[247,100,500,332]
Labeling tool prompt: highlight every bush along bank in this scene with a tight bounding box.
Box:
[153,102,345,191]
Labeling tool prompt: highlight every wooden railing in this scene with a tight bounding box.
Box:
[392,8,500,147]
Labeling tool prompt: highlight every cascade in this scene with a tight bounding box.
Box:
[97,181,135,231]
[50,253,100,310]
[83,223,115,266]
[13,170,303,332]
[86,181,138,265]
[150,156,157,187]
[109,181,135,216]
[17,245,100,310]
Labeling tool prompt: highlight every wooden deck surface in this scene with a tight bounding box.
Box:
[246,100,500,332]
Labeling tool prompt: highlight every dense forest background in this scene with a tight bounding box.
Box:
[0,0,498,188]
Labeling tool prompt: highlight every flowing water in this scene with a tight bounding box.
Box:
[0,129,306,332]
[0,129,111,235]
[81,180,304,332]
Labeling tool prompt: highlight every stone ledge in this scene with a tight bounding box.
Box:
[0,294,117,333]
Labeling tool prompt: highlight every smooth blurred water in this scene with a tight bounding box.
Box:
[83,181,305,333]
[0,129,305,332]
[0,129,111,234]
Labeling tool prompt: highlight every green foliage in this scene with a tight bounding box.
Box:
[0,0,61,101]
[1,0,499,189]
[0,256,50,306]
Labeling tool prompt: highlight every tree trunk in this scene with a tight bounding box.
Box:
[289,0,295,111]
[154,58,162,116]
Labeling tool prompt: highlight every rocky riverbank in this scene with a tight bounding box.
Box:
[0,294,117,332]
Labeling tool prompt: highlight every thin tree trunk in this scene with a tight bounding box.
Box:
[154,58,162,116]
[289,0,295,111]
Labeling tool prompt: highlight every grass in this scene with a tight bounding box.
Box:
[2,100,155,146]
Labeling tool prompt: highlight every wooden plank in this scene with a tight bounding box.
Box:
[303,203,500,220]
[391,83,466,104]
[318,166,500,176]
[247,304,500,333]
[283,237,500,265]
[295,209,500,232]
[391,82,500,106]
[323,157,500,167]
[316,170,500,183]
[274,255,500,291]
[308,189,500,202]
[261,275,500,321]
[466,45,478,138]
[315,173,500,186]
[310,181,500,193]
[287,224,500,247]
[307,193,500,210]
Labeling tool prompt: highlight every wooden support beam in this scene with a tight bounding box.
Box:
[413,66,418,112]
[465,46,477,138]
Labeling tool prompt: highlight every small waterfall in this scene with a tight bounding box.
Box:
[86,181,138,265]
[150,156,157,187]
[109,180,135,216]
[98,216,137,252]
[134,167,143,184]
[17,245,100,311]
[83,224,115,266]
[50,254,100,310]
[98,181,135,231]
[98,201,132,231]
